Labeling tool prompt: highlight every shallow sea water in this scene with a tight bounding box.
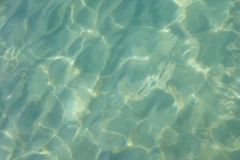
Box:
[0,0,240,159]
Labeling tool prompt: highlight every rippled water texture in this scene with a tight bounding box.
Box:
[0,0,240,159]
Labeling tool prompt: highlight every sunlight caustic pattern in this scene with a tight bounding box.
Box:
[0,0,240,159]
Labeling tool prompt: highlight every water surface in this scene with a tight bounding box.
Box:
[0,0,240,159]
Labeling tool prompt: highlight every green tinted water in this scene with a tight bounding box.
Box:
[0,0,240,159]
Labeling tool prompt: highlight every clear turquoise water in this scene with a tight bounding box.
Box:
[0,0,240,159]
